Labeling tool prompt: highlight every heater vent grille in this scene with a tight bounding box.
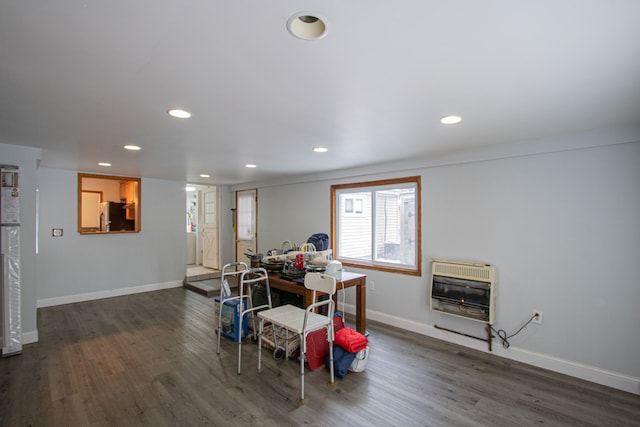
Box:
[432,260,494,284]
[430,260,496,324]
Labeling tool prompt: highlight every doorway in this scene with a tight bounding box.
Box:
[186,184,220,282]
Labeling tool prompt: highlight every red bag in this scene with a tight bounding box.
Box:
[304,314,346,371]
[305,329,328,370]
[335,327,368,353]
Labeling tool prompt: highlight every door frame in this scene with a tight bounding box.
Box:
[185,184,221,270]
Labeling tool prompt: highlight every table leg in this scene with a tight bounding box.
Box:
[355,279,366,334]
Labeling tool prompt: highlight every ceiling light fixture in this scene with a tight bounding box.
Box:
[313,147,328,153]
[167,109,191,119]
[287,12,328,40]
[199,174,210,178]
[123,144,141,151]
[98,162,112,167]
[245,164,257,168]
[440,115,462,125]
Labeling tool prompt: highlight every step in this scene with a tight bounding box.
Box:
[186,266,221,283]
[183,278,221,297]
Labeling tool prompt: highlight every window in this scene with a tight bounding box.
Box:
[344,197,364,214]
[78,173,141,234]
[236,190,255,241]
[331,176,421,276]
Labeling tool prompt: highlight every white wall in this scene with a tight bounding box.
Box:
[422,143,639,369]
[0,143,41,344]
[241,137,640,394]
[257,180,332,252]
[36,168,186,305]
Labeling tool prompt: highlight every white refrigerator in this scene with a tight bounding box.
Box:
[1,165,22,357]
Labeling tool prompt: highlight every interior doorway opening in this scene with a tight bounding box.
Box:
[186,184,221,283]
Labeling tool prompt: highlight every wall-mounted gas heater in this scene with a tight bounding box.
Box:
[430,259,496,325]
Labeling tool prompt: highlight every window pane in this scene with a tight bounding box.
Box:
[373,188,415,265]
[204,188,216,224]
[345,198,353,213]
[354,198,363,214]
[237,192,253,240]
[338,192,371,260]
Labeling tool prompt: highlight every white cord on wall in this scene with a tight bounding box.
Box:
[339,279,345,315]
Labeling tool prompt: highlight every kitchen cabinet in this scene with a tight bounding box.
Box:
[120,181,138,220]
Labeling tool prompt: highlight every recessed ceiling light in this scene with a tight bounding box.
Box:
[98,162,112,167]
[287,12,328,40]
[167,109,191,119]
[440,115,462,125]
[245,164,257,168]
[199,174,210,178]
[123,145,141,151]
[313,147,328,153]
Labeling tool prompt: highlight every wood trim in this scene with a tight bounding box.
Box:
[330,175,422,277]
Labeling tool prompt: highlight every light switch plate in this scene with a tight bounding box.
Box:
[52,228,63,237]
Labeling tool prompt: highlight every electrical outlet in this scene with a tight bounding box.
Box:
[52,228,63,237]
[533,310,543,325]
[370,280,375,292]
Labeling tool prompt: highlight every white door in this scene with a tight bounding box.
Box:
[201,187,219,269]
[235,189,257,264]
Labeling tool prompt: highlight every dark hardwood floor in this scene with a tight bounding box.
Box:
[1,288,639,426]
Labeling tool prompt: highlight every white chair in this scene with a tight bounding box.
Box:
[257,272,336,402]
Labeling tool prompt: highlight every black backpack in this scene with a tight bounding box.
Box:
[307,233,329,251]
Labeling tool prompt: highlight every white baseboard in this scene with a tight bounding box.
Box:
[341,303,640,396]
[37,280,183,308]
[22,329,38,344]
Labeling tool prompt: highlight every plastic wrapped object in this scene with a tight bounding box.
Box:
[1,165,22,357]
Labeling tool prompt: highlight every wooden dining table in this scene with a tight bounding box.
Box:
[266,271,367,334]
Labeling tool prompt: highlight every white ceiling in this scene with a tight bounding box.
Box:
[1,1,639,185]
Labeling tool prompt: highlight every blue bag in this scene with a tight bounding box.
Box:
[307,233,329,251]
[326,345,357,378]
